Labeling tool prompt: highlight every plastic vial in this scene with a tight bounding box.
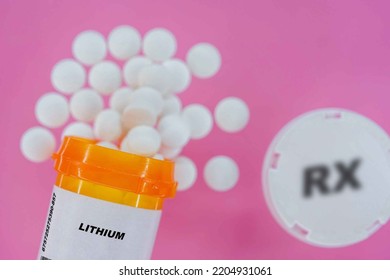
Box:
[38,136,177,259]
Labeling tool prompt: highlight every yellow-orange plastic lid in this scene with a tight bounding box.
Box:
[53,137,177,198]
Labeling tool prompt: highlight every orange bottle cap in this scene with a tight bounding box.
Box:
[53,137,177,198]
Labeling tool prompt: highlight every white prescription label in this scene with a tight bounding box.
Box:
[38,186,161,260]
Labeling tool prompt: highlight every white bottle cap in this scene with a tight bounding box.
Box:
[263,108,390,247]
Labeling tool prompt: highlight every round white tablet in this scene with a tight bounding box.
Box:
[175,156,197,191]
[62,122,94,139]
[186,43,221,78]
[94,109,122,142]
[159,145,182,159]
[97,141,118,150]
[70,88,103,122]
[161,95,182,117]
[182,104,213,139]
[143,28,177,62]
[89,61,122,95]
[35,93,69,128]
[72,30,107,65]
[122,100,157,130]
[138,64,172,95]
[51,59,86,94]
[204,156,239,192]
[20,127,56,162]
[126,125,161,156]
[158,115,190,148]
[108,25,141,60]
[153,154,164,160]
[123,56,152,87]
[157,114,178,132]
[119,135,130,153]
[109,87,132,113]
[263,109,390,247]
[163,59,191,93]
[129,87,164,115]
[214,97,250,133]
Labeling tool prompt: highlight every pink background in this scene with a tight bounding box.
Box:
[1,0,390,259]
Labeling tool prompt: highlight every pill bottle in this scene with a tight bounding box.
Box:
[38,136,177,260]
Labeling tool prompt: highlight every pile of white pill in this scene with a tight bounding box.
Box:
[20,25,250,192]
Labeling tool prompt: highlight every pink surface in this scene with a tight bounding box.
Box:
[1,0,390,259]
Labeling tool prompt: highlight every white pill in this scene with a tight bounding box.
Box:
[94,109,122,142]
[153,153,164,160]
[143,28,177,62]
[70,88,103,122]
[62,122,94,139]
[35,93,69,128]
[163,59,191,93]
[174,156,197,191]
[158,115,190,148]
[129,87,163,115]
[72,30,107,65]
[204,156,239,191]
[108,25,141,60]
[20,127,56,162]
[120,136,130,152]
[159,145,182,159]
[122,100,157,130]
[161,95,182,117]
[186,43,221,78]
[97,141,118,150]
[157,114,179,132]
[89,61,122,95]
[123,56,152,87]
[126,125,161,156]
[214,97,250,133]
[182,104,213,139]
[51,59,86,94]
[109,87,132,113]
[138,64,172,95]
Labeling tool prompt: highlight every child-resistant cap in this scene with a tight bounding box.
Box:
[263,108,390,247]
[53,136,177,198]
